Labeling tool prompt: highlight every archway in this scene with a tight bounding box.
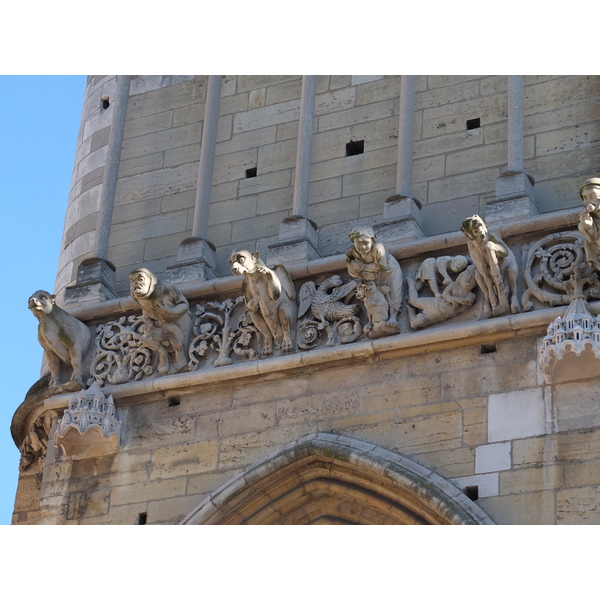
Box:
[182,433,494,525]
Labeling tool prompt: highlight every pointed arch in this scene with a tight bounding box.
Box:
[182,433,494,525]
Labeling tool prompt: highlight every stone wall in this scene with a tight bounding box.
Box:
[54,75,599,299]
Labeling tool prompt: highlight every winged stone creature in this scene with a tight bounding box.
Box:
[298,275,359,327]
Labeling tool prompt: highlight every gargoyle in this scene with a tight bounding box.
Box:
[461,215,520,318]
[129,268,192,375]
[229,250,297,356]
[28,290,91,389]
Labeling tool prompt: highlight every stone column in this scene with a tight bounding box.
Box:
[65,75,132,306]
[268,75,320,266]
[379,75,425,243]
[167,76,221,283]
[488,75,538,224]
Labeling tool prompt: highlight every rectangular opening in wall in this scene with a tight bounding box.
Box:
[464,486,479,501]
[346,140,364,156]
[137,512,147,525]
[246,167,257,178]
[466,118,480,130]
[168,397,180,407]
[480,343,497,354]
[101,96,110,109]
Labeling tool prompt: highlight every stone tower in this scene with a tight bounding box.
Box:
[11,75,600,524]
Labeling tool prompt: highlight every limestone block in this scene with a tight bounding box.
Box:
[354,77,401,106]
[237,76,299,93]
[462,404,488,448]
[553,380,600,433]
[256,187,294,215]
[128,80,204,119]
[564,459,600,487]
[148,493,208,525]
[237,169,291,198]
[152,441,219,480]
[488,388,546,443]
[413,128,484,159]
[277,389,358,426]
[219,403,277,438]
[428,167,498,204]
[119,151,165,178]
[446,141,507,176]
[416,79,480,110]
[342,164,396,197]
[109,211,189,245]
[536,123,600,156]
[351,75,384,86]
[123,109,174,141]
[330,76,352,89]
[66,489,110,520]
[317,100,394,132]
[231,211,289,244]
[276,120,299,142]
[110,477,187,506]
[187,471,240,497]
[210,195,258,226]
[557,486,600,524]
[475,442,511,473]
[412,446,475,479]
[233,99,301,134]
[422,195,483,236]
[478,490,556,524]
[500,464,563,495]
[249,88,266,109]
[120,123,202,162]
[163,144,201,169]
[315,87,356,115]
[257,138,298,173]
[357,376,441,413]
[216,126,277,157]
[264,80,302,105]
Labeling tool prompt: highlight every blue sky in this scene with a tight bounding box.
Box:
[0,76,86,525]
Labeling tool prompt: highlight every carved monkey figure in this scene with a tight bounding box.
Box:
[229,250,297,356]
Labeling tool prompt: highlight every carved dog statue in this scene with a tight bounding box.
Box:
[229,250,297,356]
[461,215,520,318]
[28,290,91,389]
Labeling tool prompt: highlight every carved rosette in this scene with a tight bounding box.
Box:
[89,315,154,386]
[54,382,122,459]
[297,315,362,350]
[522,231,600,310]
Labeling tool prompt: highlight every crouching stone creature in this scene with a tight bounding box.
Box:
[28,290,92,389]
[229,250,297,356]
[129,268,192,375]
[461,215,520,319]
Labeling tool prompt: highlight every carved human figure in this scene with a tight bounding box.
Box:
[346,226,403,331]
[461,215,520,318]
[28,290,91,389]
[414,255,470,298]
[129,268,192,375]
[407,264,478,329]
[577,178,600,271]
[229,250,297,356]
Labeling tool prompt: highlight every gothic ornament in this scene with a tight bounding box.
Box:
[461,215,520,318]
[129,268,193,375]
[19,411,56,472]
[521,231,600,310]
[229,250,297,356]
[346,225,403,337]
[54,382,121,459]
[28,290,91,391]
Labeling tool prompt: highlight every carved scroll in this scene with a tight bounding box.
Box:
[521,231,600,311]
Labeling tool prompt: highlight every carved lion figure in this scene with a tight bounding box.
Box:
[28,290,92,389]
[129,268,192,375]
[461,215,520,318]
[229,250,297,356]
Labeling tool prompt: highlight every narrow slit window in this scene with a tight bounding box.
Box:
[246,167,257,178]
[466,118,480,130]
[345,140,364,156]
[101,96,110,109]
[137,512,147,525]
[168,397,180,407]
[480,343,497,354]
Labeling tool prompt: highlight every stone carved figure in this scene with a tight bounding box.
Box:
[229,250,297,355]
[406,264,478,329]
[355,280,398,338]
[28,290,92,390]
[577,178,600,272]
[461,215,520,318]
[129,268,192,375]
[414,255,470,298]
[19,411,56,472]
[298,275,359,327]
[346,226,403,335]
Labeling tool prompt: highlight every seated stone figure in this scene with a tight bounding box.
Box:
[578,177,600,271]
[346,225,403,334]
[407,264,478,329]
[129,268,192,375]
[28,290,91,390]
[461,215,520,319]
[229,250,297,356]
